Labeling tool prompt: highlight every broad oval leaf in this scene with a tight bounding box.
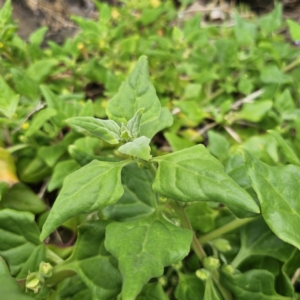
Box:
[58,220,122,300]
[105,212,193,300]
[231,217,294,268]
[67,117,120,144]
[106,56,161,125]
[175,273,205,300]
[0,209,45,278]
[153,145,260,214]
[221,268,291,300]
[0,257,34,300]
[118,136,151,161]
[243,150,300,249]
[102,163,157,221]
[40,160,130,240]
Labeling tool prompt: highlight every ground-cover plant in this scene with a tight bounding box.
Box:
[2,0,300,299]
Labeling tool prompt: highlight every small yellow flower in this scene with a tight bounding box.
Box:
[22,123,29,130]
[111,9,120,20]
[0,42,4,48]
[77,43,85,50]
[150,0,161,8]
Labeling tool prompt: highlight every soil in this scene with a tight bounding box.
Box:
[1,0,300,43]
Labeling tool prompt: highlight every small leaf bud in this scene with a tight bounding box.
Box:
[26,272,44,293]
[211,238,231,252]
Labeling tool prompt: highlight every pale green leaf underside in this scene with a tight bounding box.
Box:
[243,150,300,249]
[105,213,193,300]
[127,108,144,138]
[40,160,130,240]
[0,209,45,278]
[106,56,161,125]
[153,145,259,214]
[67,117,120,144]
[61,221,122,300]
[118,136,151,160]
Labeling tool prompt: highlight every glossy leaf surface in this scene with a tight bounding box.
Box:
[244,150,300,249]
[153,145,259,213]
[41,160,129,240]
[106,56,161,125]
[105,212,193,300]
[60,220,122,300]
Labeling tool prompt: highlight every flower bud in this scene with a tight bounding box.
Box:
[211,238,231,252]
[26,272,44,293]
[39,262,53,278]
[203,257,220,271]
[223,265,234,274]
[195,268,209,281]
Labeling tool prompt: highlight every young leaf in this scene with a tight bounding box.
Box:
[243,150,300,249]
[127,108,144,138]
[106,56,161,125]
[105,212,193,300]
[118,136,151,160]
[40,160,130,240]
[0,209,45,278]
[102,163,156,221]
[231,217,294,268]
[66,117,120,144]
[204,277,222,300]
[139,107,173,139]
[153,145,260,214]
[0,257,34,300]
[287,19,300,42]
[268,130,300,166]
[58,221,122,300]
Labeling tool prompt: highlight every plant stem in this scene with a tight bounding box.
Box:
[211,270,233,300]
[198,217,257,244]
[283,57,300,73]
[46,248,64,264]
[169,200,207,262]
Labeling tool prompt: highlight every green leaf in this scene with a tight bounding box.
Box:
[59,221,122,300]
[235,101,273,123]
[287,19,300,42]
[258,3,282,35]
[0,76,19,118]
[106,56,161,125]
[243,150,300,249]
[221,268,291,300]
[25,108,57,137]
[174,273,205,300]
[48,160,81,191]
[102,163,156,221]
[153,145,260,214]
[231,217,294,268]
[40,160,129,240]
[0,183,47,214]
[0,257,34,300]
[136,282,168,300]
[26,59,58,83]
[29,26,48,46]
[260,65,291,84]
[38,144,67,167]
[268,130,300,166]
[139,107,173,139]
[0,0,13,24]
[118,136,151,161]
[127,108,144,138]
[164,132,195,152]
[0,209,45,278]
[105,212,193,300]
[66,117,120,144]
[208,131,229,162]
[274,89,295,114]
